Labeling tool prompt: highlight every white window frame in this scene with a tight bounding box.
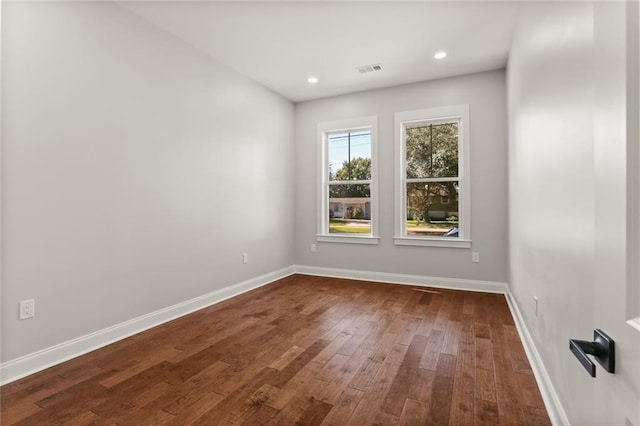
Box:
[317,116,379,245]
[394,105,471,248]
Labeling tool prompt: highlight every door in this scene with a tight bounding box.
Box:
[591,1,640,424]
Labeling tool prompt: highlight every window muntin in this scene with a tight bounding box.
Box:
[395,106,470,248]
[318,117,378,244]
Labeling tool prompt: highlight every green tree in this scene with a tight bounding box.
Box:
[407,182,458,224]
[330,157,371,198]
[405,123,458,223]
[406,123,458,179]
[335,157,371,180]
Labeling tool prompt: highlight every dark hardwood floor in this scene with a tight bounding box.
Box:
[1,274,550,425]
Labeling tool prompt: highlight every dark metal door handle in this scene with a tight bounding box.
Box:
[569,329,615,377]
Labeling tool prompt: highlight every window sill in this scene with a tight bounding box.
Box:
[394,237,472,248]
[317,234,380,245]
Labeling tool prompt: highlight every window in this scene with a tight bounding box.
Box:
[394,105,470,248]
[318,117,379,244]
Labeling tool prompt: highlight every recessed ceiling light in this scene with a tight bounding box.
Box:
[434,51,447,59]
[307,76,318,84]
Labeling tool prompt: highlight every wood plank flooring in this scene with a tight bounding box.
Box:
[1,274,551,425]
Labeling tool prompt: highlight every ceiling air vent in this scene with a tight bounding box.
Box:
[356,63,383,74]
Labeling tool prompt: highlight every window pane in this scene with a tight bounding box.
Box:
[432,122,458,177]
[329,131,371,181]
[406,181,459,237]
[329,183,371,234]
[405,122,458,178]
[406,126,432,179]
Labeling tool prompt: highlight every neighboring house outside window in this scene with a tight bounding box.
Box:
[318,116,379,244]
[394,105,471,248]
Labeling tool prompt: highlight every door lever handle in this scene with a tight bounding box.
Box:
[569,329,615,377]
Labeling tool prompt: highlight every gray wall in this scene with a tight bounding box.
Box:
[294,71,508,283]
[507,4,595,421]
[1,2,295,362]
[508,2,640,423]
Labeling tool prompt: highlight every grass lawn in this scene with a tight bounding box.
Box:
[329,219,371,234]
[406,220,457,229]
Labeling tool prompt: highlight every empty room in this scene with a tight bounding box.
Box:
[1,1,639,425]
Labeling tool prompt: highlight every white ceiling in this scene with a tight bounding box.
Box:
[119,1,521,102]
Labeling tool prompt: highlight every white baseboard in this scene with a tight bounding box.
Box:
[293,264,508,294]
[505,290,569,426]
[0,266,295,386]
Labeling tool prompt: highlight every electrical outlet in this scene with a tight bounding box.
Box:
[533,296,539,316]
[242,253,248,264]
[472,252,480,263]
[19,299,35,320]
[311,244,317,253]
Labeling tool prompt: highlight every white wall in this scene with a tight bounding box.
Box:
[1,2,294,362]
[508,2,640,424]
[294,71,508,284]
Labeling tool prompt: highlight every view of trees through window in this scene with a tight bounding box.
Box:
[405,121,459,237]
[328,130,372,234]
